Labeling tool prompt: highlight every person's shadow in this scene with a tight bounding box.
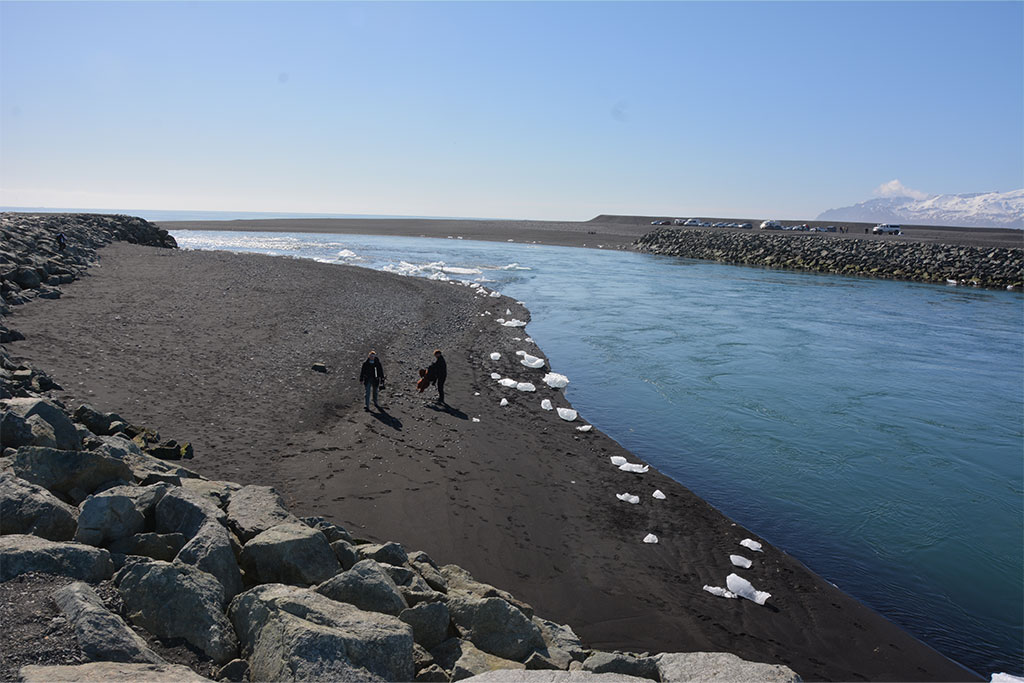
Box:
[426,403,468,420]
[371,407,403,430]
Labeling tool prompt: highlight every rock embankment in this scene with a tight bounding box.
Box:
[634,228,1023,290]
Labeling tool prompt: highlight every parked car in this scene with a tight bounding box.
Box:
[873,224,902,235]
[650,220,671,226]
[760,220,783,230]
[739,222,753,229]
[684,218,701,226]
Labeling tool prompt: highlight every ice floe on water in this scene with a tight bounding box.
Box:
[337,249,360,260]
[726,573,771,605]
[557,408,577,421]
[616,493,640,504]
[500,398,509,407]
[520,353,545,369]
[652,490,666,500]
[490,372,501,380]
[576,425,593,432]
[619,462,649,473]
[543,372,569,388]
[516,382,536,392]
[643,534,659,544]
[610,456,627,466]
[740,539,763,552]
[730,555,753,569]
[490,352,501,361]
[703,585,738,599]
[541,399,553,410]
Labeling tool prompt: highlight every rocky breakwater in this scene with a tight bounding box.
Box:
[634,228,1024,290]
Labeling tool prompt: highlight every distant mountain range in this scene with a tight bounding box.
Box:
[817,189,1023,229]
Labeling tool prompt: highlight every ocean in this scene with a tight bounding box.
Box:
[171,229,1023,678]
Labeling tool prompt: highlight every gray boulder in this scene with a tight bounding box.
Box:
[432,638,525,681]
[409,550,448,593]
[447,593,545,662]
[0,534,113,581]
[0,409,33,449]
[581,653,659,681]
[116,560,238,664]
[181,478,241,508]
[52,581,163,664]
[229,583,415,682]
[19,662,211,681]
[74,484,169,547]
[73,404,125,436]
[331,539,360,570]
[96,435,197,485]
[155,486,226,538]
[464,672,651,682]
[0,471,78,540]
[357,541,409,566]
[240,522,340,586]
[417,663,450,682]
[303,515,354,543]
[12,446,132,503]
[4,398,81,450]
[176,520,244,600]
[533,617,586,668]
[226,484,300,543]
[316,558,408,616]
[400,601,451,650]
[443,565,532,617]
[654,652,801,682]
[108,532,186,561]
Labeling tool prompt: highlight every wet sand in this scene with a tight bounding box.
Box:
[7,242,979,681]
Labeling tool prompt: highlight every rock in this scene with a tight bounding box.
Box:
[533,617,586,666]
[654,652,801,682]
[239,522,340,586]
[0,471,79,540]
[217,658,250,682]
[12,446,133,504]
[73,404,125,436]
[52,581,164,664]
[226,484,301,542]
[525,651,563,670]
[175,520,244,600]
[180,478,241,508]
[0,534,113,581]
[19,662,211,681]
[24,414,58,448]
[312,362,328,373]
[1,409,34,449]
[147,439,193,461]
[330,539,360,570]
[116,559,238,664]
[74,484,169,547]
[229,583,415,682]
[303,515,354,543]
[447,593,545,662]
[108,532,186,561]
[432,637,526,681]
[410,550,448,593]
[357,540,410,566]
[581,652,659,681]
[442,565,531,617]
[12,266,41,289]
[155,486,226,538]
[4,398,81,450]
[464,672,652,682]
[417,663,450,682]
[400,601,451,650]
[316,558,408,615]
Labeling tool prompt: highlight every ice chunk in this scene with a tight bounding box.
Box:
[499,378,518,387]
[525,337,534,342]
[541,399,553,411]
[520,353,545,369]
[489,291,501,298]
[496,318,505,324]
[642,534,658,544]
[740,539,763,552]
[337,249,359,259]
[516,382,536,392]
[610,456,627,466]
[619,463,649,473]
[702,585,738,599]
[500,398,509,407]
[576,425,593,432]
[502,319,527,327]
[616,493,640,505]
[726,573,771,605]
[506,308,512,315]
[652,490,666,500]
[556,408,577,422]
[490,372,501,380]
[991,674,1024,683]
[543,372,569,388]
[490,352,501,361]
[730,555,752,569]
[472,417,481,423]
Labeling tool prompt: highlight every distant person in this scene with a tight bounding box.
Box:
[57,232,67,251]
[359,350,385,411]
[429,349,447,405]
[864,228,869,234]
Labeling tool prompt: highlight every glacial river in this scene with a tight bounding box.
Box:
[172,230,1023,677]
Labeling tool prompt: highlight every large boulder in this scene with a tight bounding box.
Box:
[532,617,586,669]
[443,565,532,617]
[19,662,210,681]
[73,404,125,437]
[74,484,168,547]
[181,478,241,508]
[155,486,226,538]
[399,601,451,650]
[226,485,300,543]
[52,581,164,664]
[4,398,81,450]
[229,583,415,682]
[0,471,78,540]
[96,435,198,485]
[654,652,802,682]
[315,558,408,616]
[176,520,244,600]
[239,522,339,586]
[116,560,238,664]
[12,446,133,504]
[0,534,113,581]
[463,672,651,682]
[1,409,34,449]
[447,593,545,662]
[108,532,186,561]
[431,638,525,681]
[409,550,448,593]
[581,653,659,681]
[357,541,409,567]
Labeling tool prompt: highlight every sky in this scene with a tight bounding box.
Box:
[1,1,1022,221]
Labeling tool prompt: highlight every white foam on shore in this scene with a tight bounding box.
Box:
[337,249,360,260]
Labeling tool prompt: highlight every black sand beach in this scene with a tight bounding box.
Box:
[7,238,980,681]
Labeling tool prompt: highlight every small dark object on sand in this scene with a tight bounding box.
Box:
[311,362,328,373]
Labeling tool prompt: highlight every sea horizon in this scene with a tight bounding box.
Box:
[0,206,516,223]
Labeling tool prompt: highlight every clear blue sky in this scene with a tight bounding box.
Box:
[1,1,1021,220]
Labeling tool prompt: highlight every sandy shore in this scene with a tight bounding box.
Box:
[7,242,978,681]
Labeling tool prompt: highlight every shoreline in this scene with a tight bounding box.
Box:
[4,229,981,680]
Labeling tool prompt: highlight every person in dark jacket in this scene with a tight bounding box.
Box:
[57,232,67,251]
[359,350,385,411]
[428,349,447,404]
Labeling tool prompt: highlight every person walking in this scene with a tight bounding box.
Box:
[57,232,67,251]
[429,349,447,405]
[359,350,385,411]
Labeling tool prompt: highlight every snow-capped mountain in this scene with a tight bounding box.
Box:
[817,189,1024,229]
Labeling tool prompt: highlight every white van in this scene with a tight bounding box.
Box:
[760,220,783,230]
[872,224,902,235]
